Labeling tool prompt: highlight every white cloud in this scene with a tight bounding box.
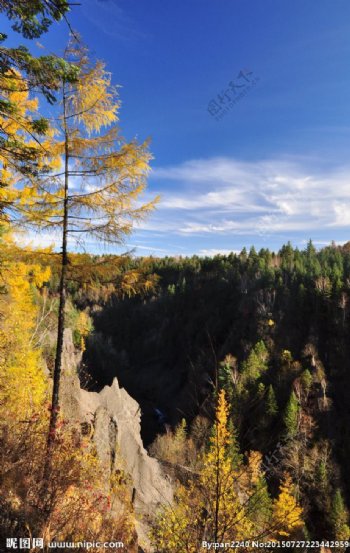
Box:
[331,203,350,227]
[15,230,60,250]
[147,157,350,238]
[128,244,170,254]
[14,230,106,253]
[300,239,347,247]
[15,156,350,257]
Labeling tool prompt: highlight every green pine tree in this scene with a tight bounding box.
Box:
[266,385,278,418]
[283,391,299,438]
[242,341,269,383]
[330,489,350,540]
[301,369,313,396]
[227,419,242,469]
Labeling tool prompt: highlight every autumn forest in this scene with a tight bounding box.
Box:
[1,1,350,552]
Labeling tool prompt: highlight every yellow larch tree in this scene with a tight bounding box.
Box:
[151,390,253,552]
[0,236,137,550]
[5,38,158,456]
[0,68,44,221]
[151,390,305,552]
[0,69,38,165]
[200,389,253,543]
[0,67,63,238]
[272,474,304,537]
[0,239,50,421]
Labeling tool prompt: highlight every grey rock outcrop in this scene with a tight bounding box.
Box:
[59,329,173,551]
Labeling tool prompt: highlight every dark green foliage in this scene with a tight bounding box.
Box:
[300,369,313,395]
[250,477,273,528]
[316,460,328,490]
[0,1,79,101]
[0,0,79,179]
[30,117,49,134]
[283,391,299,438]
[227,419,242,469]
[218,354,237,400]
[0,0,70,39]
[265,384,278,418]
[241,340,269,384]
[0,47,79,102]
[53,240,350,536]
[330,489,350,539]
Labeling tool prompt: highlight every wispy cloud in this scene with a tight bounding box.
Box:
[145,157,350,241]
[197,248,241,257]
[81,0,148,42]
[15,156,350,257]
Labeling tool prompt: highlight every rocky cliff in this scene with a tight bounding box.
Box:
[59,329,173,551]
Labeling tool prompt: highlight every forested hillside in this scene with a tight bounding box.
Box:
[2,234,350,548]
[2,0,350,549]
[72,240,350,542]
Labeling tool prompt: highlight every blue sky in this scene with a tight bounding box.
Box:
[6,0,350,256]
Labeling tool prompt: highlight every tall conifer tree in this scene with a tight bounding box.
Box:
[7,39,157,459]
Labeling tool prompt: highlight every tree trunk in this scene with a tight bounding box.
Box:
[45,82,70,473]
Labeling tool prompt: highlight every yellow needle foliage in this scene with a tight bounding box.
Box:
[18,38,158,245]
[247,450,263,485]
[0,70,37,203]
[0,245,50,420]
[74,309,93,351]
[151,390,253,552]
[0,68,61,229]
[0,70,39,169]
[272,475,304,537]
[0,242,136,550]
[151,390,305,552]
[3,39,159,449]
[200,390,253,540]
